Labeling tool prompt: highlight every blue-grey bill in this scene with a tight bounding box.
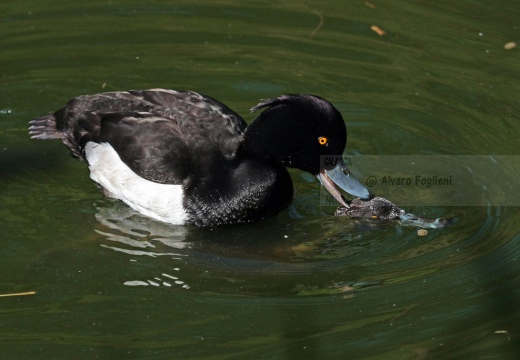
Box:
[318,162,372,206]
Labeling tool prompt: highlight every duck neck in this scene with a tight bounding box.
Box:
[240,110,295,167]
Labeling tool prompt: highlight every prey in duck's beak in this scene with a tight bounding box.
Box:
[317,158,372,207]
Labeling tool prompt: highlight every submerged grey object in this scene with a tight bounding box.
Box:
[335,197,453,229]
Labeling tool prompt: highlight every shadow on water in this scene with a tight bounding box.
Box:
[1,144,63,178]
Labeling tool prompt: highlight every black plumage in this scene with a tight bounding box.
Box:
[29,89,358,226]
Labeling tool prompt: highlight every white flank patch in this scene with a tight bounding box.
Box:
[85,142,187,225]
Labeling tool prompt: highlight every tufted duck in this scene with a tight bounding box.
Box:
[29,89,371,226]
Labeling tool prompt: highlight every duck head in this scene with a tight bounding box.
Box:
[245,94,372,207]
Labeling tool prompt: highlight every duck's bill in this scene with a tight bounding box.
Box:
[317,161,372,207]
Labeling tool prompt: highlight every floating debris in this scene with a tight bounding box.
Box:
[504,42,516,50]
[495,330,511,341]
[309,10,324,38]
[417,229,428,236]
[0,291,36,297]
[371,25,386,36]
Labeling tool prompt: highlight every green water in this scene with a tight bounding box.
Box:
[1,1,520,359]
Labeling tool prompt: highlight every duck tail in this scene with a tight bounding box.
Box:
[28,114,62,140]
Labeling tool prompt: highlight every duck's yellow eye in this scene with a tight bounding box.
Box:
[318,136,328,146]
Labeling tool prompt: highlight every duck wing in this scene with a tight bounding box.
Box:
[30,89,248,184]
